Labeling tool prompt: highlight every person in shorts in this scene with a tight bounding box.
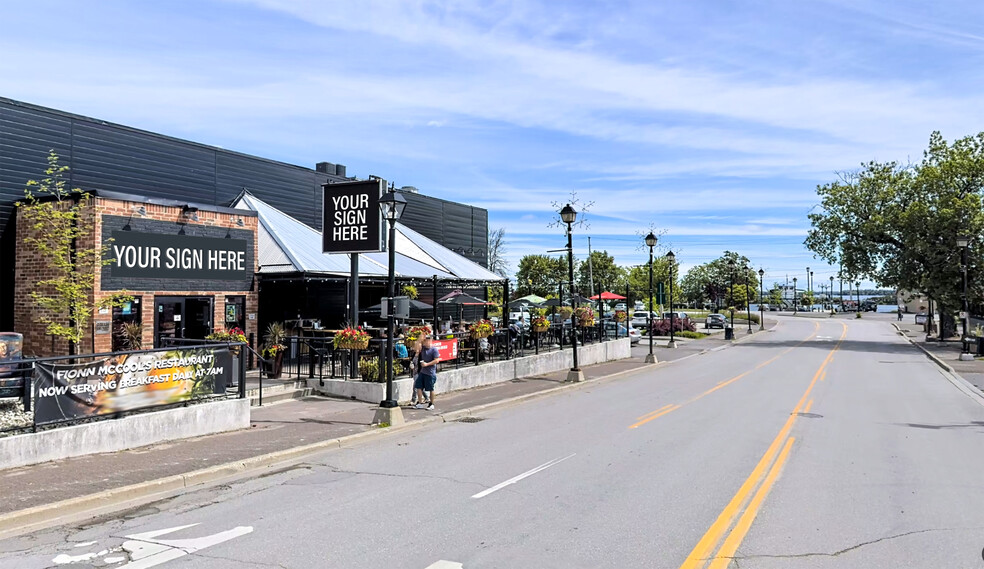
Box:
[414,336,441,410]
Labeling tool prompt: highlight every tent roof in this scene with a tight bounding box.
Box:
[234,192,503,282]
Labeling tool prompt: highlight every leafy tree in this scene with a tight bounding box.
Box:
[626,259,680,309]
[16,151,131,353]
[806,131,984,336]
[681,252,759,308]
[514,254,568,298]
[801,291,815,307]
[487,227,509,277]
[577,250,626,296]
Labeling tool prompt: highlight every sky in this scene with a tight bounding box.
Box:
[3,0,984,290]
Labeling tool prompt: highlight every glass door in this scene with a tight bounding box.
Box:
[154,296,183,348]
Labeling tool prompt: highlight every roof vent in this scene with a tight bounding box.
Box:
[316,162,335,174]
[400,186,419,193]
[335,164,346,177]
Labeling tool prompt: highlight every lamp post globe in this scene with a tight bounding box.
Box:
[644,232,657,363]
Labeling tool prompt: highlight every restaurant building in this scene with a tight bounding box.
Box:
[1,97,499,356]
[14,191,258,356]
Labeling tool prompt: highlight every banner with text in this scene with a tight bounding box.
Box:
[33,347,233,425]
[432,339,459,363]
[107,230,250,281]
[322,179,385,254]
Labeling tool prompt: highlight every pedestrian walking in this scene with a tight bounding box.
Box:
[414,335,441,410]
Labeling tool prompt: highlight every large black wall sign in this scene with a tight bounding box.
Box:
[322,179,384,254]
[101,215,254,291]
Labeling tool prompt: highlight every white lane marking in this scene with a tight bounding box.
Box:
[471,454,576,499]
[51,523,253,568]
[73,541,98,548]
[425,561,463,569]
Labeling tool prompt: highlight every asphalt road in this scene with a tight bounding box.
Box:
[6,314,984,568]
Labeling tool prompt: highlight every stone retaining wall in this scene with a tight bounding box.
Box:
[313,338,631,403]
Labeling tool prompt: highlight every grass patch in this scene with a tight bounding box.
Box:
[376,422,391,428]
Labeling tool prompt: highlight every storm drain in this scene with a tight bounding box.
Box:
[456,416,486,423]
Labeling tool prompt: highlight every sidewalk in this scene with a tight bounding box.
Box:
[895,318,984,392]
[0,356,653,520]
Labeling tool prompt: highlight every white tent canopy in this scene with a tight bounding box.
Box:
[234,192,503,282]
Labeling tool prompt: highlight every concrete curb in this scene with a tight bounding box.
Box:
[0,359,658,539]
[891,323,984,409]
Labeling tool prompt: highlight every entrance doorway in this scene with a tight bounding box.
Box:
[154,296,214,348]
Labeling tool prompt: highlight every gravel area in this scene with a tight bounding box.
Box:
[0,400,32,435]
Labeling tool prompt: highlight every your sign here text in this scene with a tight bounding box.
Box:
[322,180,383,254]
[112,244,245,272]
[331,193,370,241]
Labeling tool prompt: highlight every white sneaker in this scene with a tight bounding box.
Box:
[427,403,435,411]
[414,403,425,409]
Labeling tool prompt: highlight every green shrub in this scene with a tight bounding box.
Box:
[675,331,708,339]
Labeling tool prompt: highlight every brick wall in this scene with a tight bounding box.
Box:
[15,195,258,357]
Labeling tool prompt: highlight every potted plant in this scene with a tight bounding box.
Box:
[401,285,419,299]
[557,306,574,320]
[261,342,287,378]
[531,315,551,333]
[575,306,595,326]
[406,325,431,342]
[334,327,370,350]
[614,310,627,323]
[469,319,495,339]
[207,326,248,355]
[121,322,143,350]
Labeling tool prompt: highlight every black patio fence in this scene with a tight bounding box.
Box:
[276,318,628,385]
[0,342,247,436]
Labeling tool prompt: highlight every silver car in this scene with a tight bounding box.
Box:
[705,313,727,329]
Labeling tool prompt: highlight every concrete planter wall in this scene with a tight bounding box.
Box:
[1,398,249,470]
[313,338,632,404]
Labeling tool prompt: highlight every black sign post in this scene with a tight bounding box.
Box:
[324,179,385,379]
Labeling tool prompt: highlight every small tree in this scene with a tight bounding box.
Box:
[17,151,130,353]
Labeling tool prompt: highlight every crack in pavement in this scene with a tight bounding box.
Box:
[190,550,291,568]
[306,463,487,489]
[722,527,966,561]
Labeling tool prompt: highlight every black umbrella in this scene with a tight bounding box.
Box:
[541,298,564,307]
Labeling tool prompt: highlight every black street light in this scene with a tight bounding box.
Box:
[829,276,834,312]
[806,266,811,293]
[561,204,583,382]
[793,277,798,313]
[667,250,677,348]
[378,187,407,413]
[810,271,815,296]
[744,264,752,334]
[728,258,736,329]
[758,268,765,330]
[645,232,658,363]
[855,281,862,313]
[958,236,971,352]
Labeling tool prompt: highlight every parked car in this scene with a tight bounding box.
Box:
[759,304,770,312]
[631,311,655,329]
[705,313,727,329]
[604,321,641,345]
[614,303,627,311]
[665,311,690,322]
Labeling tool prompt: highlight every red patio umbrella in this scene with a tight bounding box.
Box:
[589,291,627,300]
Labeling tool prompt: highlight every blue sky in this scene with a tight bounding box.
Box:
[3,1,984,289]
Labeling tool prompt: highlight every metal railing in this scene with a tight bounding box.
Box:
[0,342,247,436]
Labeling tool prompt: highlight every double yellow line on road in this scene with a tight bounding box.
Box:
[677,321,848,569]
[629,321,821,430]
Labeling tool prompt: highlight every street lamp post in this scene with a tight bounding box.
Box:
[806,267,810,294]
[758,268,765,330]
[728,258,736,329]
[811,271,814,296]
[667,251,677,348]
[793,277,798,313]
[645,232,657,363]
[829,276,834,312]
[855,281,861,314]
[744,264,752,333]
[561,204,584,382]
[958,235,971,358]
[373,187,407,426]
